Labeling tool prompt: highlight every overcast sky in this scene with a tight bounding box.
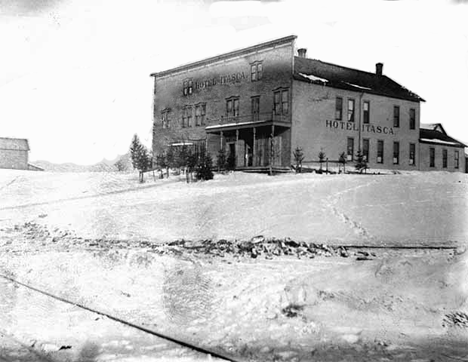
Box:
[1,0,467,165]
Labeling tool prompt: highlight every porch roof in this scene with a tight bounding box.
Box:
[205,119,291,134]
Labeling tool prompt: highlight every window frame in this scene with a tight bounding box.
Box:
[226,96,239,120]
[347,137,354,161]
[335,97,343,120]
[363,138,370,162]
[409,108,416,130]
[251,96,260,121]
[455,151,459,169]
[393,105,400,128]
[409,143,416,166]
[429,147,435,168]
[273,88,289,116]
[250,61,263,82]
[377,140,384,164]
[442,149,448,168]
[161,109,170,129]
[363,101,370,124]
[393,141,400,165]
[347,99,355,122]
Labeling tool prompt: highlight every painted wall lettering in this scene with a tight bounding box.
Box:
[325,120,394,135]
[192,72,248,91]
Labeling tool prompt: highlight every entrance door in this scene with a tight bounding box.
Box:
[228,143,236,169]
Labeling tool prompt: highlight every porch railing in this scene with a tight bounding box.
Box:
[212,111,290,125]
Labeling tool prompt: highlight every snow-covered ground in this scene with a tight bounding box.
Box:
[0,169,467,245]
[0,169,468,361]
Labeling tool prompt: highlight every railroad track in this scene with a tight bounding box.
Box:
[0,274,246,362]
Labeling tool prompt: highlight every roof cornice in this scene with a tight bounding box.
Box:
[150,35,297,78]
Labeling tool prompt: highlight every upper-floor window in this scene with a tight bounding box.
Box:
[195,103,206,126]
[455,151,460,169]
[251,61,263,82]
[442,149,448,168]
[182,106,193,128]
[377,140,384,164]
[161,109,171,129]
[393,105,400,127]
[409,143,416,166]
[430,147,435,167]
[363,101,370,124]
[226,97,239,119]
[347,99,355,122]
[335,97,343,120]
[251,96,260,121]
[273,88,289,116]
[183,79,193,96]
[393,141,399,165]
[409,108,416,130]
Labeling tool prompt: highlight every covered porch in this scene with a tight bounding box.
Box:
[206,119,291,169]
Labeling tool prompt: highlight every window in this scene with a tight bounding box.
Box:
[409,143,416,166]
[335,97,343,120]
[363,139,369,161]
[195,103,206,126]
[161,109,170,129]
[251,61,263,82]
[347,99,355,122]
[442,149,448,168]
[273,88,289,116]
[377,140,384,163]
[347,137,354,161]
[455,151,459,169]
[363,101,370,124]
[226,97,239,119]
[393,105,400,127]
[409,108,416,130]
[183,79,193,96]
[430,147,435,167]
[393,142,399,165]
[282,89,289,115]
[251,96,260,121]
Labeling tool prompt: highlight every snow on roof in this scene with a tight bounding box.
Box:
[419,138,459,146]
[298,72,328,84]
[344,82,372,91]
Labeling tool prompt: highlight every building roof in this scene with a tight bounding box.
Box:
[150,35,297,78]
[0,137,30,151]
[294,56,425,103]
[419,123,466,148]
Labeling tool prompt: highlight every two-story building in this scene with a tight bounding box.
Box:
[151,35,466,173]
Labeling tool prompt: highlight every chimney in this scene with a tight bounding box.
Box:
[298,48,307,58]
[376,62,383,76]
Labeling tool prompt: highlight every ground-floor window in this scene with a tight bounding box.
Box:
[363,138,369,161]
[455,151,459,169]
[443,149,448,168]
[347,137,354,161]
[409,143,415,166]
[393,141,399,165]
[430,148,435,167]
[377,140,384,164]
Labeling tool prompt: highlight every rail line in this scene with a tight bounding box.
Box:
[0,274,246,362]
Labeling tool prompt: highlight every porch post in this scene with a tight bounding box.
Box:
[220,131,223,150]
[236,129,239,167]
[253,127,256,167]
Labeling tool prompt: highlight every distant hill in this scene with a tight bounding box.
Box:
[32,153,133,172]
